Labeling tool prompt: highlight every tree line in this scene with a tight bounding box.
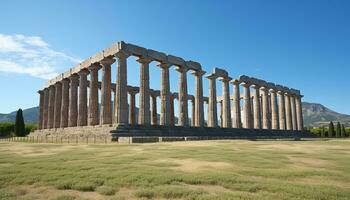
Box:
[0,109,36,138]
[307,121,350,138]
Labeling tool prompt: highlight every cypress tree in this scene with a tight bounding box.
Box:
[14,109,26,137]
[341,124,346,138]
[328,121,334,138]
[336,122,341,138]
[321,126,325,138]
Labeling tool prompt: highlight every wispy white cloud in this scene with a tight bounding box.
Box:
[0,34,81,79]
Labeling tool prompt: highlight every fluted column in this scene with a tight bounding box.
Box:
[290,95,297,130]
[114,51,129,126]
[78,70,88,126]
[206,74,218,127]
[190,98,195,126]
[251,84,261,129]
[60,79,69,128]
[193,70,205,127]
[261,86,270,129]
[177,67,189,127]
[231,79,241,128]
[221,77,232,128]
[38,90,44,130]
[269,89,279,129]
[219,100,223,127]
[128,91,137,125]
[43,88,49,129]
[137,57,152,125]
[68,74,79,127]
[53,82,62,128]
[100,58,114,125]
[151,94,158,125]
[295,95,304,131]
[158,63,171,126]
[285,93,292,130]
[88,64,99,126]
[170,95,175,126]
[242,82,252,129]
[47,85,56,129]
[278,91,286,130]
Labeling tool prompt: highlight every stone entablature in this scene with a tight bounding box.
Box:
[37,41,304,132]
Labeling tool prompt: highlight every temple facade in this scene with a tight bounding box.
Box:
[36,41,304,134]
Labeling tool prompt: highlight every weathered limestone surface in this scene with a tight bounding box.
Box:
[100,58,114,125]
[53,82,62,128]
[177,66,189,127]
[206,73,218,127]
[78,70,88,126]
[269,89,279,130]
[261,86,270,129]
[38,90,44,130]
[68,74,79,127]
[138,57,152,125]
[231,79,241,128]
[88,64,99,126]
[60,79,69,128]
[221,77,232,128]
[114,52,129,126]
[290,95,297,130]
[278,90,286,130]
[158,63,171,126]
[285,93,292,130]
[296,95,304,131]
[251,84,261,129]
[242,82,252,129]
[47,85,55,129]
[193,70,205,127]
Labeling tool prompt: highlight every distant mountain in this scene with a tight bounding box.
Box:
[0,107,38,123]
[302,102,350,127]
[0,102,348,127]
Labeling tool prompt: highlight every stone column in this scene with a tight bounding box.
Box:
[221,77,232,128]
[88,64,99,126]
[290,95,297,130]
[193,70,205,127]
[269,89,279,130]
[128,91,137,125]
[158,63,171,126]
[231,79,241,128]
[190,97,195,126]
[68,74,79,127]
[137,57,152,125]
[60,79,69,128]
[78,70,88,126]
[170,95,175,126]
[261,86,270,129]
[285,93,292,130]
[278,91,286,130]
[100,58,114,125]
[219,100,223,127]
[151,94,158,125]
[295,95,304,131]
[251,84,261,129]
[242,82,252,129]
[114,51,129,126]
[47,85,56,129]
[53,82,62,128]
[38,90,44,130]
[206,74,218,127]
[177,67,189,127]
[42,88,49,129]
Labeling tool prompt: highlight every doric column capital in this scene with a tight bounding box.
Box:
[192,70,206,77]
[269,88,276,93]
[251,84,260,89]
[175,65,189,73]
[260,86,268,92]
[78,69,89,76]
[38,90,44,94]
[157,62,171,69]
[205,73,218,80]
[115,50,130,59]
[137,56,153,64]
[241,82,250,88]
[230,79,240,86]
[88,63,100,71]
[100,57,115,66]
[69,73,79,81]
[219,76,232,83]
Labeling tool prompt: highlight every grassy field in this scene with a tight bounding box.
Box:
[0,139,349,200]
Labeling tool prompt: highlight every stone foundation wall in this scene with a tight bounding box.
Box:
[30,125,115,136]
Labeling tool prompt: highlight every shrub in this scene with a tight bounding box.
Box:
[96,186,116,196]
[0,122,15,137]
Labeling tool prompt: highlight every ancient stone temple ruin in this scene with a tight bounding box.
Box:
[34,41,309,140]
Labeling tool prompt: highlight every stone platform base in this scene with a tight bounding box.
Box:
[31,125,315,143]
[111,125,315,143]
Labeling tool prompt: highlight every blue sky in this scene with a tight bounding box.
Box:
[0,0,349,115]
